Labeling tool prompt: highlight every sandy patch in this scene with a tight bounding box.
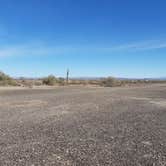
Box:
[0,100,48,108]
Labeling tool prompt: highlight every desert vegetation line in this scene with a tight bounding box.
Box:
[0,71,166,87]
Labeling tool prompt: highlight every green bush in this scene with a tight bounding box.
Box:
[0,71,17,86]
[42,75,58,86]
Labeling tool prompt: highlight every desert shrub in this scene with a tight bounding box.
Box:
[87,80,101,86]
[101,77,122,87]
[0,71,17,86]
[34,80,43,86]
[57,77,65,86]
[42,75,58,85]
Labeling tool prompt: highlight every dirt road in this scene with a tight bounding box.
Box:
[0,85,166,165]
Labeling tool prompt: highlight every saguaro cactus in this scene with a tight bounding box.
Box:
[66,69,69,84]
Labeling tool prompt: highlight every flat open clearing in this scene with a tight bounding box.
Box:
[0,85,166,165]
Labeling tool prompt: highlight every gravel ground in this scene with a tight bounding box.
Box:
[0,85,166,166]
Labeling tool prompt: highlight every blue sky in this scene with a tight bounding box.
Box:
[0,0,166,78]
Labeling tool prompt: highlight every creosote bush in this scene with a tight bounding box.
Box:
[0,71,17,86]
[101,77,122,87]
[42,75,58,86]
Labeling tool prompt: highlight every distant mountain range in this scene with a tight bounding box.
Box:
[118,77,166,80]
[14,76,166,81]
[70,77,166,81]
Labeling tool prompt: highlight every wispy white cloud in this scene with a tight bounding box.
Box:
[107,40,166,51]
[0,42,78,57]
[0,39,166,57]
